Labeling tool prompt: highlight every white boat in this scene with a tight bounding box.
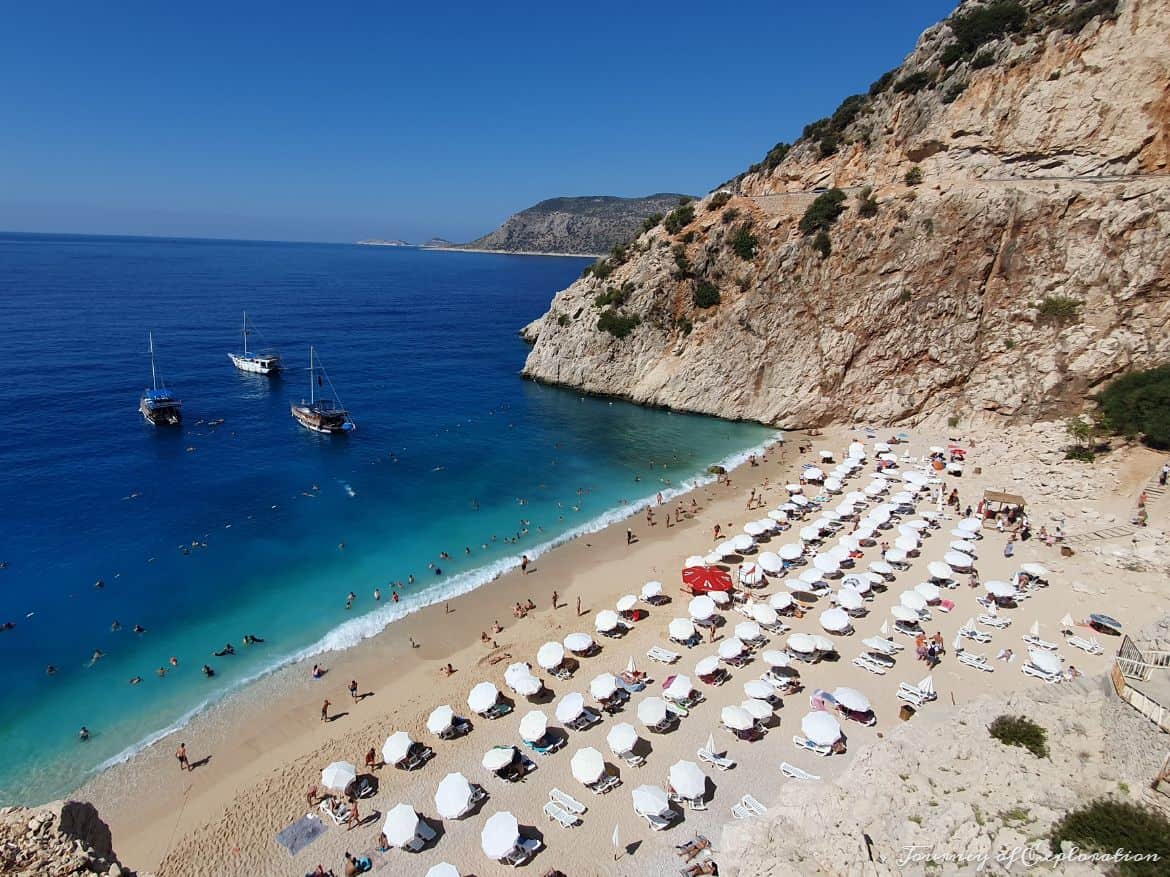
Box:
[291,346,354,434]
[139,332,182,426]
[228,312,281,374]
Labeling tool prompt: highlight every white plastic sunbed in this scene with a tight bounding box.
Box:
[792,735,832,756]
[549,788,587,815]
[648,646,681,664]
[896,687,925,708]
[542,800,579,828]
[978,614,1011,629]
[404,820,438,852]
[780,762,821,781]
[852,654,887,675]
[1022,635,1058,652]
[697,747,736,771]
[642,810,673,830]
[1068,635,1103,655]
[959,624,992,644]
[742,794,767,816]
[957,651,994,672]
[1021,662,1063,683]
[862,636,901,655]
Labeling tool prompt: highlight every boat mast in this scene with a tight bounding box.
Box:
[149,332,159,391]
[309,345,315,405]
[242,311,248,357]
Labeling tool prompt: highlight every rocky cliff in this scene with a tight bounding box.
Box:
[458,194,691,255]
[0,800,144,876]
[521,0,1170,427]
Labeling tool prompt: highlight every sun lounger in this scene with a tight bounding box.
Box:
[1067,635,1103,655]
[524,735,564,755]
[957,651,994,672]
[959,624,992,644]
[437,716,472,740]
[697,747,736,771]
[400,744,435,770]
[648,646,681,664]
[864,650,895,668]
[760,620,790,634]
[763,670,799,694]
[551,665,574,681]
[621,750,646,767]
[731,802,753,819]
[896,687,924,708]
[549,787,586,814]
[665,700,689,719]
[1022,635,1058,651]
[721,654,749,668]
[642,809,674,830]
[852,654,887,675]
[316,799,349,826]
[978,614,1011,629]
[742,794,767,816]
[780,762,820,781]
[483,701,514,720]
[647,716,676,733]
[589,773,621,795]
[792,735,832,756]
[403,820,437,852]
[542,799,579,828]
[502,836,543,866]
[1021,662,1063,683]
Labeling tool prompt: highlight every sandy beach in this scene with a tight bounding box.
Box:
[79,423,1168,877]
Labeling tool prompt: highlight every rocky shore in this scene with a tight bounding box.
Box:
[0,800,145,877]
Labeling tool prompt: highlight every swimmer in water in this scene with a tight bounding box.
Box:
[242,634,263,645]
[129,676,142,685]
[133,624,146,634]
[46,665,57,676]
[89,650,104,666]
[213,643,235,657]
[79,726,90,741]
[110,620,121,632]
[201,664,215,677]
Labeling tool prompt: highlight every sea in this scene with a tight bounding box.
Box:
[0,232,776,804]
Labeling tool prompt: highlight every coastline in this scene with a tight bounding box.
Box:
[426,245,603,258]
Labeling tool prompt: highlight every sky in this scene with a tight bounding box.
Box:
[0,1,957,243]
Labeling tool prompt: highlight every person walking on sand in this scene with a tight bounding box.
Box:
[346,798,360,831]
[521,555,529,574]
[626,528,634,545]
[175,742,190,771]
[348,679,359,701]
[551,590,559,610]
[321,699,331,722]
[576,596,582,617]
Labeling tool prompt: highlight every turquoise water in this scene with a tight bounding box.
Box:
[0,232,776,803]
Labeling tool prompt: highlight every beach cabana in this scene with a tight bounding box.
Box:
[982,490,1026,520]
[321,761,356,792]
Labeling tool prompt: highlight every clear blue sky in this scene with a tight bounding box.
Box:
[0,0,956,243]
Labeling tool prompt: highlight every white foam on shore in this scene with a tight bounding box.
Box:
[89,432,782,778]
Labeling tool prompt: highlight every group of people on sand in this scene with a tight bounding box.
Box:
[915,631,945,667]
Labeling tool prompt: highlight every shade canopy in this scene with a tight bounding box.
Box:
[382,731,414,765]
[836,588,864,611]
[555,692,586,724]
[788,633,816,653]
[427,705,455,735]
[518,710,548,743]
[595,610,621,632]
[694,655,720,678]
[637,697,668,727]
[669,618,696,641]
[664,675,694,700]
[616,594,638,612]
[590,672,619,700]
[383,803,421,848]
[721,705,754,731]
[632,784,672,818]
[758,552,784,574]
[820,607,851,632]
[762,649,789,667]
[607,722,639,755]
[735,621,762,641]
[481,811,520,860]
[537,641,565,670]
[832,687,871,712]
[927,561,953,581]
[801,711,843,745]
[688,595,717,620]
[641,580,663,599]
[770,591,794,610]
[1028,649,1062,674]
[891,605,919,623]
[683,566,733,593]
[564,633,594,653]
[321,761,357,791]
[482,746,517,772]
[744,679,774,700]
[570,747,606,785]
[718,637,745,659]
[434,772,475,819]
[668,760,707,799]
[468,682,499,713]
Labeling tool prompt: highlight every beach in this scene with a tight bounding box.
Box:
[79,423,1167,876]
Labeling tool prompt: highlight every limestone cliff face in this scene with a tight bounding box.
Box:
[521,0,1170,427]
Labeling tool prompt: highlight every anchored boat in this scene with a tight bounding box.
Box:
[290,346,354,434]
[140,332,182,426]
[227,311,281,375]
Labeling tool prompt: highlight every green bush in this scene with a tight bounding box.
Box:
[971,50,997,69]
[904,165,924,186]
[856,186,878,218]
[664,203,696,235]
[693,280,721,309]
[1065,445,1096,462]
[709,192,731,210]
[557,313,570,327]
[818,135,839,158]
[730,223,758,260]
[641,212,663,233]
[988,715,1049,758]
[947,415,960,428]
[1049,798,1170,876]
[869,69,897,96]
[672,244,692,278]
[893,71,934,95]
[1060,0,1119,33]
[942,81,968,103]
[1036,295,1083,326]
[721,207,740,225]
[677,196,693,206]
[1096,365,1170,449]
[594,282,634,308]
[676,316,693,335]
[949,0,1027,55]
[812,231,831,258]
[799,189,847,234]
[940,42,965,67]
[597,308,640,339]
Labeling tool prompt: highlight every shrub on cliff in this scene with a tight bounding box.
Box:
[1035,295,1082,326]
[812,231,832,258]
[904,165,924,186]
[693,281,721,309]
[1060,0,1119,33]
[856,186,879,218]
[597,308,640,339]
[594,282,634,308]
[893,71,934,95]
[949,0,1027,56]
[641,212,664,233]
[664,203,696,235]
[730,223,758,260]
[799,189,847,234]
[988,715,1048,758]
[709,192,732,210]
[1049,799,1170,876]
[1096,365,1170,450]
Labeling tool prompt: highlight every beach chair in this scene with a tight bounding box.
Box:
[502,836,543,866]
[731,801,752,819]
[720,654,750,669]
[763,670,800,694]
[852,654,887,675]
[896,687,924,708]
[401,744,435,771]
[551,665,574,681]
[543,800,579,828]
[549,787,586,814]
[590,773,621,795]
[648,646,681,664]
[403,820,437,852]
[665,700,689,719]
[760,619,790,635]
[1022,634,1058,651]
[957,651,994,672]
[742,794,767,816]
[959,624,992,645]
[1068,635,1103,655]
[671,634,701,649]
[792,735,832,756]
[648,716,677,734]
[893,621,922,638]
[697,747,736,771]
[317,798,349,826]
[643,809,674,830]
[780,762,821,781]
[484,701,514,720]
[621,750,647,768]
[978,614,1011,629]
[1021,661,1063,683]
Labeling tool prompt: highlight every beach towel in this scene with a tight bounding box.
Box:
[276,813,326,856]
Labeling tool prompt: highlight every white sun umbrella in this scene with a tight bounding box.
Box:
[721,705,754,731]
[590,672,619,701]
[704,552,725,566]
[1021,563,1049,578]
[382,731,414,766]
[958,517,983,533]
[799,526,821,542]
[607,722,639,756]
[791,494,810,507]
[750,603,779,626]
[943,551,973,569]
[894,536,918,552]
[779,543,804,561]
[819,449,834,460]
[869,560,894,576]
[895,524,918,538]
[595,610,621,633]
[787,633,816,654]
[665,675,694,701]
[918,675,936,696]
[1028,649,1062,675]
[731,534,755,553]
[900,591,927,612]
[744,679,774,700]
[864,483,885,497]
[739,563,763,585]
[537,641,565,671]
[688,595,717,621]
[805,467,825,481]
[511,673,542,697]
[770,591,794,611]
[718,638,745,659]
[426,864,460,877]
[716,541,738,559]
[767,509,790,522]
[321,761,357,792]
[854,524,876,541]
[641,580,664,600]
[468,682,499,714]
[616,594,638,613]
[427,705,455,736]
[637,697,668,727]
[798,568,824,586]
[801,711,842,746]
[832,687,871,713]
[950,540,978,555]
[555,691,586,724]
[885,548,908,564]
[786,483,803,494]
[744,520,768,537]
[848,441,866,458]
[758,552,784,574]
[434,772,475,820]
[904,518,929,530]
[762,649,789,668]
[481,811,520,861]
[811,517,832,531]
[758,516,782,532]
[709,589,730,606]
[564,632,594,653]
[950,528,974,540]
[891,605,919,623]
[684,555,707,568]
[842,574,870,594]
[824,477,843,493]
[570,747,606,785]
[669,618,696,641]
[813,555,840,575]
[504,661,531,686]
[735,620,762,642]
[984,580,1017,599]
[836,588,864,611]
[632,784,672,818]
[694,655,720,678]
[668,761,706,799]
[915,582,941,603]
[811,634,835,653]
[820,608,851,633]
[482,746,517,772]
[518,710,548,743]
[927,561,953,581]
[846,489,867,503]
[869,506,892,523]
[383,803,422,849]
[835,535,859,552]
[739,698,771,721]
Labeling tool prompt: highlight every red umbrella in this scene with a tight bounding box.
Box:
[682,566,733,593]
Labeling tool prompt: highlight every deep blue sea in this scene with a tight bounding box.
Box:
[0,232,774,804]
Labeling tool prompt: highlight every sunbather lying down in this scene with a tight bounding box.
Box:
[676,835,711,861]
[681,861,718,877]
